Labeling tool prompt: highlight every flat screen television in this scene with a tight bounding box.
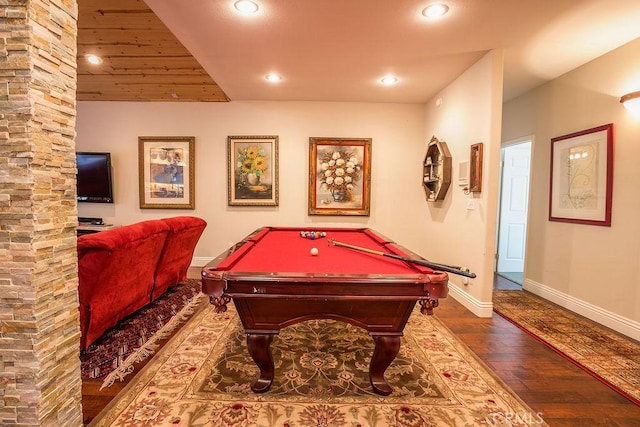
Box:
[76,152,114,203]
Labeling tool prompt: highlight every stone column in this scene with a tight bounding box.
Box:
[0,1,82,426]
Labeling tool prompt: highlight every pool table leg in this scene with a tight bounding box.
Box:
[419,298,439,315]
[246,333,276,393]
[369,335,401,396]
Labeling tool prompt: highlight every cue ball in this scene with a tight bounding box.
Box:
[310,247,319,256]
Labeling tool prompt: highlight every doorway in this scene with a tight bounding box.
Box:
[496,138,532,286]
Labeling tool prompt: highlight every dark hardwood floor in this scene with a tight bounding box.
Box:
[495,272,523,290]
[81,271,640,425]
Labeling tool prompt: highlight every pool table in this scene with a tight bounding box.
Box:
[201,226,449,395]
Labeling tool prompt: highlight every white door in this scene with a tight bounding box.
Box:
[497,141,531,273]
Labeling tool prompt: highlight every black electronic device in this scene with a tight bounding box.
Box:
[76,152,114,203]
[78,216,103,224]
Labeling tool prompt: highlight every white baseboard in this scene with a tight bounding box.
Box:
[523,278,640,342]
[191,256,213,268]
[447,283,493,318]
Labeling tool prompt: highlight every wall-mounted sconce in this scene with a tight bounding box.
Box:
[620,91,640,113]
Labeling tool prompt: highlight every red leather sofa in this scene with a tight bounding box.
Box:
[77,216,207,349]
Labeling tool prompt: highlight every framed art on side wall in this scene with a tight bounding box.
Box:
[469,142,483,193]
[228,135,279,206]
[549,123,613,226]
[308,137,371,216]
[138,136,195,209]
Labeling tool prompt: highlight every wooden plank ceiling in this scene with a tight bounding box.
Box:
[77,0,229,102]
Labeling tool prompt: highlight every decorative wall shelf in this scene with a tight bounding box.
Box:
[422,136,452,202]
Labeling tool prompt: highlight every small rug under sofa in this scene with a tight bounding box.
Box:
[81,279,204,389]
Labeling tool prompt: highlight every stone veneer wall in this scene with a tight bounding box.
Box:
[0,1,82,426]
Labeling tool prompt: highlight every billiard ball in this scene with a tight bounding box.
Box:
[310,247,319,256]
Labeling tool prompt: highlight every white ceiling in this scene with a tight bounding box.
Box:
[144,0,640,103]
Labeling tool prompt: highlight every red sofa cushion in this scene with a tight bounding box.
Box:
[77,219,170,349]
[152,216,207,301]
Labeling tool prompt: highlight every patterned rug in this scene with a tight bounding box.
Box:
[81,279,205,389]
[89,303,547,426]
[493,290,640,406]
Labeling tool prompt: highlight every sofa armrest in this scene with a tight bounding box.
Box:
[152,216,207,300]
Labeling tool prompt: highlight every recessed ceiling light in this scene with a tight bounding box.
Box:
[422,3,449,19]
[85,54,102,65]
[234,0,259,14]
[265,73,282,83]
[380,75,398,85]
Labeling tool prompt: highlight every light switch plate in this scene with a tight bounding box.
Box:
[466,199,475,210]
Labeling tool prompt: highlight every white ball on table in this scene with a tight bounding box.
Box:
[310,247,319,256]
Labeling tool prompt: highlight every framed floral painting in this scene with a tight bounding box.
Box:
[228,135,279,206]
[138,136,195,209]
[308,137,371,216]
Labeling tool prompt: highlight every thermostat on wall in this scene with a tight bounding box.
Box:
[458,160,469,186]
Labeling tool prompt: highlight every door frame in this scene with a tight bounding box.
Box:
[496,135,534,282]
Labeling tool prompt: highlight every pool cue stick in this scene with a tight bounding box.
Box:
[327,239,461,272]
[328,239,476,278]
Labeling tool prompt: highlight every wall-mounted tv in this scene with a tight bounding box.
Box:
[76,152,114,203]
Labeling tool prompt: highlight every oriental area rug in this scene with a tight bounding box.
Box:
[81,279,205,389]
[493,290,640,406]
[89,303,547,426]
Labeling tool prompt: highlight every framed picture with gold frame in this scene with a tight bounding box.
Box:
[308,137,371,216]
[227,135,279,206]
[138,136,195,209]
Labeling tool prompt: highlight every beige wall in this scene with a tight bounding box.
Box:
[76,101,429,261]
[76,51,503,318]
[422,51,504,314]
[503,37,640,339]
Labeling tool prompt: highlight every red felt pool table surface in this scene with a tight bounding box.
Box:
[213,226,436,276]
